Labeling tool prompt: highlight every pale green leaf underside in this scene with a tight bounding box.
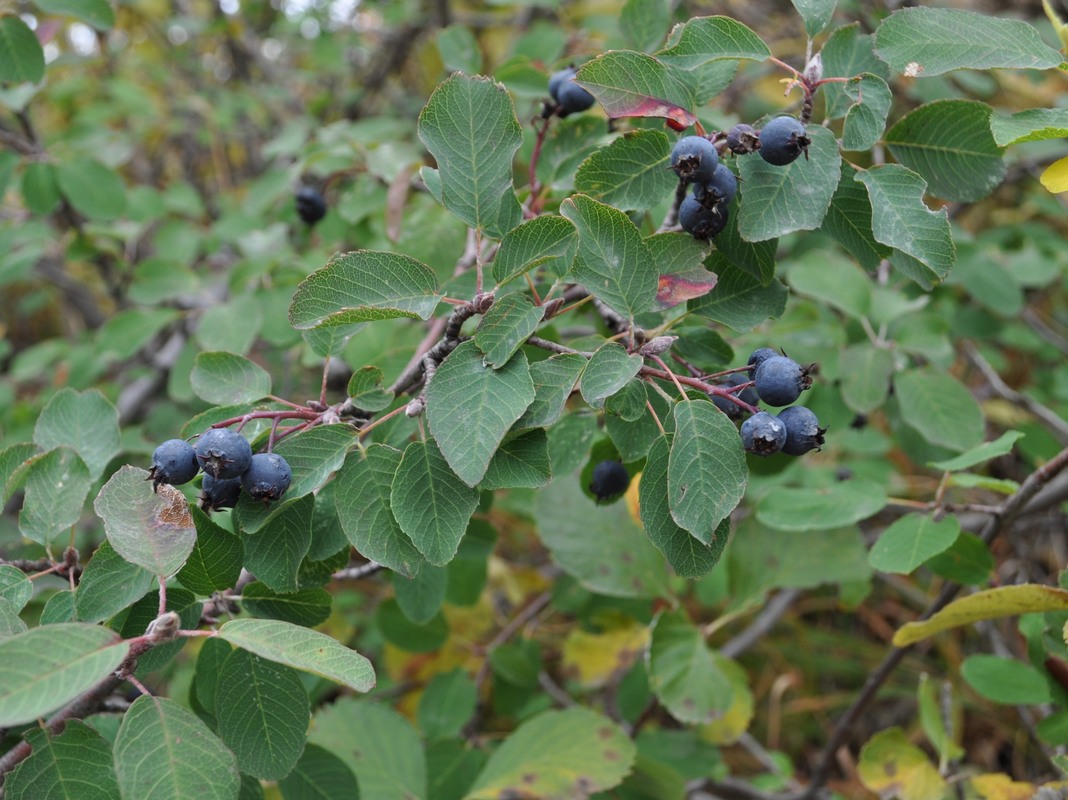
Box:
[190,351,272,405]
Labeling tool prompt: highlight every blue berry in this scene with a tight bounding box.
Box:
[241,453,293,505]
[200,474,242,512]
[777,406,826,456]
[758,116,809,166]
[747,348,780,377]
[149,439,199,491]
[550,67,595,116]
[670,136,719,184]
[295,186,327,226]
[740,412,787,456]
[679,194,728,241]
[548,67,573,101]
[194,428,253,480]
[726,123,759,155]
[694,163,737,207]
[753,356,811,407]
[712,374,759,419]
[589,460,630,502]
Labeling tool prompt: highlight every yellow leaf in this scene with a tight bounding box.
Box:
[970,773,1036,800]
[1040,156,1068,193]
[698,654,754,745]
[1043,0,1068,51]
[625,471,642,528]
[857,728,946,800]
[893,584,1068,647]
[561,621,649,689]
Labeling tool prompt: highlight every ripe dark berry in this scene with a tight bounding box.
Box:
[194,428,253,480]
[148,439,199,491]
[777,406,826,456]
[740,412,787,456]
[295,186,327,226]
[670,136,718,184]
[679,194,728,241]
[549,67,595,116]
[200,474,242,512]
[548,67,573,102]
[753,356,812,407]
[694,163,738,208]
[712,374,759,419]
[747,347,780,377]
[241,453,293,505]
[758,116,810,166]
[589,460,630,503]
[726,123,759,155]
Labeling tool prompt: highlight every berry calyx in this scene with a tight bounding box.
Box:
[726,123,759,155]
[241,452,293,505]
[589,460,630,503]
[679,195,728,241]
[200,474,242,512]
[777,406,826,456]
[712,373,759,419]
[694,163,738,208]
[148,439,199,491]
[753,356,813,407]
[740,412,787,456]
[670,135,719,184]
[194,428,253,480]
[758,116,810,166]
[295,186,327,226]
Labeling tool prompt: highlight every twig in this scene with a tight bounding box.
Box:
[332,561,386,581]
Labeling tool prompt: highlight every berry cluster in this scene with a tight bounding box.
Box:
[672,115,811,241]
[732,348,825,457]
[148,430,292,511]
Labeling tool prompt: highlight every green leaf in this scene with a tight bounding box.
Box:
[639,436,726,579]
[240,581,332,628]
[689,262,788,332]
[75,540,154,623]
[5,721,119,800]
[240,495,313,594]
[21,162,60,214]
[277,744,359,800]
[336,445,424,579]
[0,623,129,726]
[436,25,481,74]
[394,565,447,625]
[190,352,272,405]
[604,379,648,422]
[707,210,777,285]
[756,480,887,532]
[33,387,120,481]
[873,7,1062,76]
[376,598,447,653]
[841,73,892,152]
[868,513,961,574]
[961,655,1052,705]
[304,322,366,359]
[417,73,522,238]
[465,707,636,798]
[840,344,894,414]
[114,696,239,800]
[391,439,480,566]
[885,100,1004,202]
[192,637,231,720]
[990,108,1068,146]
[0,598,27,639]
[474,293,544,369]
[648,610,732,724]
[579,342,644,407]
[288,250,443,329]
[7,446,91,546]
[118,587,201,675]
[574,130,677,211]
[736,124,841,242]
[857,728,945,800]
[218,618,375,692]
[668,401,748,543]
[560,194,659,319]
[788,251,871,319]
[821,23,890,119]
[427,341,534,487]
[216,649,309,780]
[32,0,115,29]
[855,165,956,283]
[818,164,890,270]
[309,699,425,800]
[895,367,984,452]
[55,159,126,221]
[418,670,477,740]
[346,366,394,413]
[574,52,695,129]
[791,0,836,36]
[0,17,45,84]
[480,428,552,490]
[534,470,670,598]
[917,674,964,764]
[620,0,671,52]
[492,215,578,286]
[516,354,587,428]
[0,565,31,612]
[928,431,1025,472]
[94,466,196,577]
[195,295,262,356]
[656,16,770,67]
[176,507,244,596]
[925,532,994,585]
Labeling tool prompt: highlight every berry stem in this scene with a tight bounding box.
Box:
[319,355,331,408]
[357,403,408,440]
[210,409,319,430]
[645,400,667,436]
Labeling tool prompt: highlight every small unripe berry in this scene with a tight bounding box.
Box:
[148,439,199,491]
[589,460,630,502]
[740,412,787,456]
[670,136,719,184]
[726,123,759,155]
[194,428,253,480]
[777,406,826,455]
